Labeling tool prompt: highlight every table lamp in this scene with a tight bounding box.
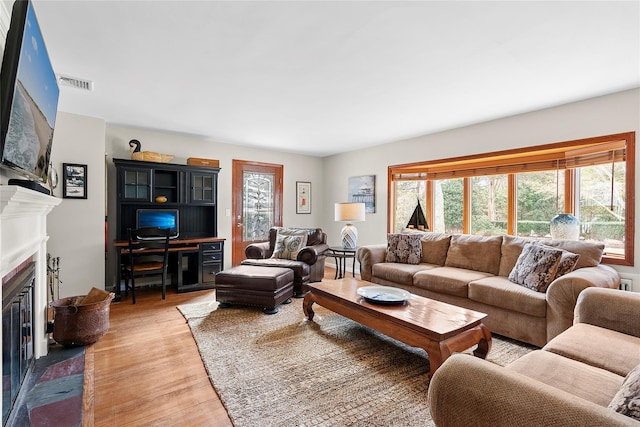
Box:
[335,202,366,249]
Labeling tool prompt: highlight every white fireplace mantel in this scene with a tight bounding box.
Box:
[1,185,61,361]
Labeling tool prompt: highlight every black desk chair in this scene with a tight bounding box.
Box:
[122,227,170,304]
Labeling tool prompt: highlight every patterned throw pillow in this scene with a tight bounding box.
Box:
[609,363,640,420]
[508,243,563,292]
[553,248,581,279]
[271,229,308,260]
[385,234,422,264]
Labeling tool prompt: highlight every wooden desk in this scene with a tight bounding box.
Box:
[114,237,225,300]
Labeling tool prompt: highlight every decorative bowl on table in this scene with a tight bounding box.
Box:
[357,285,410,305]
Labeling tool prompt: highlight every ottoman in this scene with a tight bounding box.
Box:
[215,265,294,314]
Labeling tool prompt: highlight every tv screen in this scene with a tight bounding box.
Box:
[0,0,59,183]
[136,209,180,239]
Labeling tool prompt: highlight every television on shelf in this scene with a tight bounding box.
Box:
[0,0,59,191]
[136,209,180,240]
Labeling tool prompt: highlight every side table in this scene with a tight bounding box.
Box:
[328,246,357,279]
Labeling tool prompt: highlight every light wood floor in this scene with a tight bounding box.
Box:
[90,267,348,426]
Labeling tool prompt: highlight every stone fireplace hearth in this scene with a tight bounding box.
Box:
[0,186,61,421]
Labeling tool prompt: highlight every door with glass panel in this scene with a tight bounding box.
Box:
[232,160,283,265]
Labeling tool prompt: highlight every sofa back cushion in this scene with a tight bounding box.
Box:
[445,234,503,275]
[498,235,529,277]
[541,240,604,269]
[419,232,451,265]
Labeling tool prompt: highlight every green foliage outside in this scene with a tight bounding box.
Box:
[395,164,626,249]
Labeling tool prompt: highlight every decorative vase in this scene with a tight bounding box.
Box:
[550,213,580,240]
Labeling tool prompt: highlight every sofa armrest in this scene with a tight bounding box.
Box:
[428,354,638,427]
[575,287,640,338]
[245,241,271,259]
[355,245,387,281]
[297,243,329,265]
[545,264,621,342]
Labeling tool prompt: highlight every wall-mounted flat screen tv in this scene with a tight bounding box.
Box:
[0,0,59,184]
[136,209,180,239]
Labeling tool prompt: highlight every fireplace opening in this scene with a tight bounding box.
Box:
[2,262,35,425]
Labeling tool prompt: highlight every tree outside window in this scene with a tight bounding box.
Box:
[516,170,564,238]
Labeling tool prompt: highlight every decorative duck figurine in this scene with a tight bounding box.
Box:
[128,139,174,163]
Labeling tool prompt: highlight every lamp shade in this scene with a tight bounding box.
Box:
[334,203,366,222]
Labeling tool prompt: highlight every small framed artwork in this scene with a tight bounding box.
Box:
[348,175,376,213]
[296,181,311,214]
[62,163,87,199]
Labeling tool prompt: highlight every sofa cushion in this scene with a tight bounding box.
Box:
[609,363,640,420]
[508,243,563,292]
[413,267,493,298]
[498,235,529,277]
[419,232,451,266]
[372,262,436,286]
[544,323,640,377]
[271,228,308,260]
[385,234,422,264]
[468,276,547,318]
[445,234,503,275]
[507,350,624,407]
[541,240,604,269]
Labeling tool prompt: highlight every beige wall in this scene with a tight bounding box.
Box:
[322,88,640,287]
[47,112,106,297]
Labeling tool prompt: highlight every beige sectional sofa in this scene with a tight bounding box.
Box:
[428,287,640,426]
[356,232,620,347]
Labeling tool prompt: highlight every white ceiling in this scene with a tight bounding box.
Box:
[33,1,640,157]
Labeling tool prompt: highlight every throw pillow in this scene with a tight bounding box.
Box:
[609,363,640,421]
[271,228,308,260]
[385,234,422,264]
[508,243,563,292]
[553,248,581,279]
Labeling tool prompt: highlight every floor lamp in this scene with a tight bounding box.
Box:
[335,202,366,249]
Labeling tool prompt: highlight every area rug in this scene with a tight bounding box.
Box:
[178,298,536,427]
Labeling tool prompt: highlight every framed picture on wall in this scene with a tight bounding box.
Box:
[348,175,375,213]
[62,163,87,199]
[296,181,311,214]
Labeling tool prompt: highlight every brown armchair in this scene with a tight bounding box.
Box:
[242,227,329,297]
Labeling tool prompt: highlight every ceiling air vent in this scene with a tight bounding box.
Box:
[58,75,93,91]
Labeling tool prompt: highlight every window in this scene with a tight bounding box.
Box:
[471,175,508,235]
[389,132,635,266]
[434,179,463,234]
[516,170,564,237]
[392,180,427,233]
[578,162,626,257]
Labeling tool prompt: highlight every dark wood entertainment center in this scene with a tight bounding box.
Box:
[113,158,224,297]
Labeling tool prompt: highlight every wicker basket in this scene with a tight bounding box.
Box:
[50,292,115,346]
[131,151,174,163]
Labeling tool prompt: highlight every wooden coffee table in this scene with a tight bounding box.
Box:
[303,279,492,377]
